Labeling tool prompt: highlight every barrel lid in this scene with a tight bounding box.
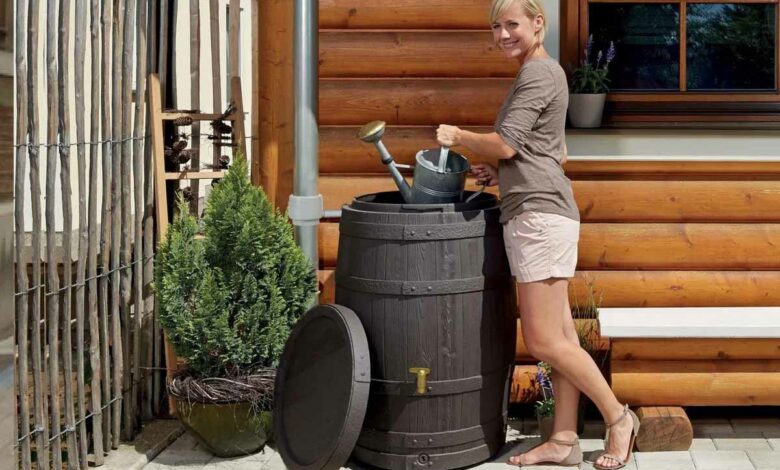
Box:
[274,304,371,470]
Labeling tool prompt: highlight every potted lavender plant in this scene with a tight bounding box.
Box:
[568,36,616,128]
[535,362,555,441]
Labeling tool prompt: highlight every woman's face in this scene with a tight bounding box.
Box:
[491,2,543,60]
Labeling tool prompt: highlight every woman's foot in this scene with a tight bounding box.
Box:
[508,433,581,466]
[594,405,637,469]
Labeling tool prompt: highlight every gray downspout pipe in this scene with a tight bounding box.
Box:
[289,0,323,293]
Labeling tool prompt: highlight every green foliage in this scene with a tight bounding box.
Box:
[155,155,317,379]
[572,278,609,372]
[570,36,616,94]
[535,397,555,418]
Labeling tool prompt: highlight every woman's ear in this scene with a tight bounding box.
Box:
[534,14,544,33]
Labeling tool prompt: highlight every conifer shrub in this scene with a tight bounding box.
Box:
[155,155,317,380]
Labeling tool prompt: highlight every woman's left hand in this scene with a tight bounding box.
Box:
[436,125,461,147]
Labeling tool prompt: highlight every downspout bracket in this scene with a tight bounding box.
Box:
[288,194,323,226]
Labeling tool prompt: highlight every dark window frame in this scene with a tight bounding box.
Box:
[561,0,780,128]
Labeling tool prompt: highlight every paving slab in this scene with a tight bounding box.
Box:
[691,450,754,470]
[102,419,185,470]
[746,450,780,470]
[635,450,696,470]
[731,418,780,434]
[689,438,716,451]
[713,434,772,451]
[692,419,736,437]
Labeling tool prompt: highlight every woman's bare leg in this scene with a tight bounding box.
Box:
[509,279,634,469]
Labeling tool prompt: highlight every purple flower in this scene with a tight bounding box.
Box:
[596,50,603,68]
[585,35,594,64]
[606,41,616,67]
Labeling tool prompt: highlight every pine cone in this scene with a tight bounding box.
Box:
[211,120,232,135]
[172,116,193,126]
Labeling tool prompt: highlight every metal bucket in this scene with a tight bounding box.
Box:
[410,149,470,204]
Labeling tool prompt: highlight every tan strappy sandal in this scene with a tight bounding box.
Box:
[507,437,583,467]
[593,404,641,470]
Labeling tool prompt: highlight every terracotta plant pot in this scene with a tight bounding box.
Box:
[175,399,273,457]
[568,93,607,128]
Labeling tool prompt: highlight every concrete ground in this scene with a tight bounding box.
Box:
[138,416,780,470]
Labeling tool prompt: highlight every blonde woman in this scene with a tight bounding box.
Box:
[435,0,639,468]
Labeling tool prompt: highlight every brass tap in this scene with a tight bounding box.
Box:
[409,367,431,395]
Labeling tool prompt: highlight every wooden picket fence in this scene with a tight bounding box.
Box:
[14,1,249,468]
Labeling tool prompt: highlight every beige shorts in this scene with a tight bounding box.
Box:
[503,211,580,283]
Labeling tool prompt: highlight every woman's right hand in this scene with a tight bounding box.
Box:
[471,163,498,187]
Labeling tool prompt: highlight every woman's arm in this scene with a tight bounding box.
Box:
[436,125,516,165]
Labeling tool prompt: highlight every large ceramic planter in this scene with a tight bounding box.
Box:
[568,93,607,128]
[175,399,273,457]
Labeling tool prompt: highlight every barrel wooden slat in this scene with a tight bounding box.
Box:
[322,222,780,269]
[320,0,491,29]
[320,31,512,78]
[320,125,780,177]
[336,194,513,468]
[319,176,780,222]
[611,360,780,406]
[320,78,510,126]
[612,339,780,361]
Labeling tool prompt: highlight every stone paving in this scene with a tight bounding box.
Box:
[143,417,780,470]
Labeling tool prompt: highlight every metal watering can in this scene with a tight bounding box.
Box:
[358,121,483,204]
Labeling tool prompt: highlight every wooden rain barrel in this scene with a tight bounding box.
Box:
[335,191,516,470]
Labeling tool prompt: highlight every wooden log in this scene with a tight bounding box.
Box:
[320,78,510,126]
[317,269,780,308]
[87,0,105,461]
[317,175,780,222]
[611,360,780,406]
[516,320,609,362]
[578,224,780,270]
[73,0,91,465]
[320,0,492,29]
[111,0,125,447]
[133,0,150,422]
[46,0,64,465]
[509,365,541,404]
[318,222,780,270]
[57,0,81,463]
[100,0,114,450]
[255,0,294,207]
[317,269,336,304]
[612,339,780,361]
[569,271,780,308]
[14,1,32,466]
[319,125,780,177]
[634,407,693,452]
[320,31,514,78]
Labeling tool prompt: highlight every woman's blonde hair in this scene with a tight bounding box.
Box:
[489,0,548,45]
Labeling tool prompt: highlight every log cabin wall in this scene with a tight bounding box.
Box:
[266,1,780,403]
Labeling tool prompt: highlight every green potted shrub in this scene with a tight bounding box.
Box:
[155,155,317,457]
[568,36,616,128]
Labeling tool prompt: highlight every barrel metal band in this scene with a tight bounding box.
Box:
[357,412,507,450]
[336,275,506,296]
[370,366,510,396]
[340,221,499,241]
[353,442,492,469]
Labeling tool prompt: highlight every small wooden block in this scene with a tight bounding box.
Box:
[634,406,693,452]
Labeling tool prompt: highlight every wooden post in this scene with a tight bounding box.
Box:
[133,0,150,422]
[58,0,81,464]
[87,0,105,461]
[14,1,32,467]
[111,0,125,448]
[99,0,114,451]
[190,0,201,217]
[46,0,64,466]
[229,0,240,79]
[255,0,294,208]
[635,407,693,452]
[230,76,247,159]
[73,0,91,465]
[121,0,137,441]
[210,0,222,120]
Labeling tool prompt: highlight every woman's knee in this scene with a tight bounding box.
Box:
[525,336,564,363]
